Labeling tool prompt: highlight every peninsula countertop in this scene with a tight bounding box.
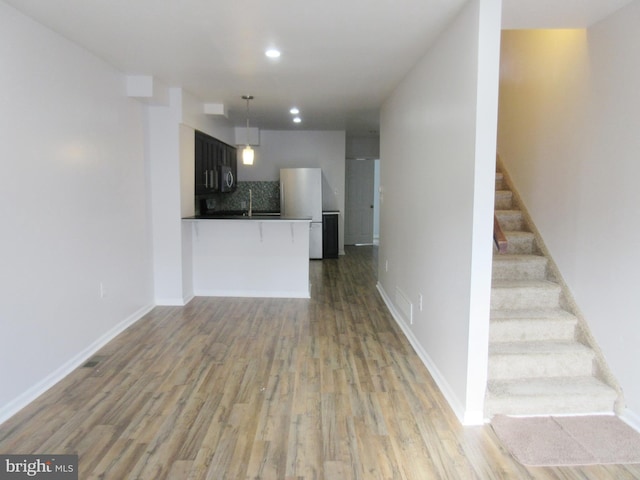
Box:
[182,213,311,222]
[182,215,311,222]
[184,213,311,298]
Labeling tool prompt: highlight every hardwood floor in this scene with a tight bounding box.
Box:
[1,245,639,479]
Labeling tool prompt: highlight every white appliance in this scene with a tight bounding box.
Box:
[280,168,323,259]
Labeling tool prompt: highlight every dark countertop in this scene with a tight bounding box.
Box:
[182,213,311,221]
[184,210,279,219]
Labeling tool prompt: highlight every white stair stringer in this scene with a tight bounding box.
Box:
[486,167,619,419]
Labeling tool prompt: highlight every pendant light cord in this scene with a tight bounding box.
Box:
[243,95,253,145]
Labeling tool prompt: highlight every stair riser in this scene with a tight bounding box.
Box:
[503,235,535,254]
[491,286,561,310]
[492,259,547,281]
[488,352,594,379]
[496,211,525,231]
[490,319,576,342]
[495,191,513,209]
[495,177,504,190]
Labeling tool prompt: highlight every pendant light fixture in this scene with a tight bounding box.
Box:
[242,95,254,165]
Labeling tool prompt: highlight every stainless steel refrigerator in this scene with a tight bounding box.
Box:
[280,168,323,259]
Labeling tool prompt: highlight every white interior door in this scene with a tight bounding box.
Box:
[345,159,375,245]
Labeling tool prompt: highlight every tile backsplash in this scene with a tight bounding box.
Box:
[205,181,280,212]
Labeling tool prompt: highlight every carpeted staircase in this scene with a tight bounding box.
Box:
[485,169,620,418]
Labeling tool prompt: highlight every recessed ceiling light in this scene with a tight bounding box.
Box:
[265,48,281,58]
[289,107,299,115]
[293,117,302,123]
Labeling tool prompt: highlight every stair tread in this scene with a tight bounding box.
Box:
[492,254,545,262]
[492,279,560,289]
[495,209,522,215]
[495,191,512,198]
[490,340,592,355]
[491,308,576,321]
[502,231,535,241]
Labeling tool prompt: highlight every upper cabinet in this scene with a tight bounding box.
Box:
[194,130,237,195]
[194,130,217,195]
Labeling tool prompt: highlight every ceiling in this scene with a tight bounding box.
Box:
[3,0,633,137]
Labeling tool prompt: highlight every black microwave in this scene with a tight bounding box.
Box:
[219,165,236,192]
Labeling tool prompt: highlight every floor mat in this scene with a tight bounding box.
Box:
[491,414,640,466]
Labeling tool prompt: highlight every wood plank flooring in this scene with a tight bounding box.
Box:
[1,246,639,479]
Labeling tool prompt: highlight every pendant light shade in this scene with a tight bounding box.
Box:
[242,145,254,165]
[242,95,254,166]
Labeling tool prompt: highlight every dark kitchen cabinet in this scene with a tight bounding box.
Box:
[227,144,238,180]
[195,131,218,195]
[194,131,237,195]
[322,212,339,259]
[219,143,238,192]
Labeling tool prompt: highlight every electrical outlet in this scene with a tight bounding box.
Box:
[418,293,423,312]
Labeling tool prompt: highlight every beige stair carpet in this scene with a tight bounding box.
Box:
[486,169,619,418]
[491,414,640,466]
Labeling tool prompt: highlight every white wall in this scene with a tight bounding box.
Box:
[147,88,235,305]
[181,91,235,146]
[147,90,184,305]
[346,135,380,159]
[0,3,154,421]
[378,0,501,424]
[498,1,640,424]
[237,130,347,253]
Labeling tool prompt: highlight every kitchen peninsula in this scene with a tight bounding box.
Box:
[183,216,311,298]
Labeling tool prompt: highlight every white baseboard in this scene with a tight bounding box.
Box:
[182,294,195,305]
[0,303,154,425]
[377,282,473,425]
[155,296,190,306]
